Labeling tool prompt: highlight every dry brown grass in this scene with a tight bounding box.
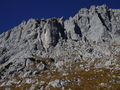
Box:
[0,84,32,90]
[112,44,120,47]
[114,54,120,65]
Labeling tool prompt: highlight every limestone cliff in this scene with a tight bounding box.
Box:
[0,5,120,90]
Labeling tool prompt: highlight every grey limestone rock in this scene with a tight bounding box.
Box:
[0,5,120,86]
[48,79,61,88]
[41,18,65,51]
[64,19,82,41]
[36,62,46,71]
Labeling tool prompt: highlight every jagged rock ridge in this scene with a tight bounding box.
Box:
[0,5,120,89]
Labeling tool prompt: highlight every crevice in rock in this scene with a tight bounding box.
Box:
[5,30,11,40]
[74,23,82,37]
[97,12,109,31]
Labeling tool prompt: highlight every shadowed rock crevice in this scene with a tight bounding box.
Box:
[97,12,110,31]
[5,30,11,40]
[74,23,82,38]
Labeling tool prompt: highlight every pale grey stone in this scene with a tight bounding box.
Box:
[37,62,45,71]
[48,80,61,88]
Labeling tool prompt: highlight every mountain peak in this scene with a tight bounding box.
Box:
[0,5,120,89]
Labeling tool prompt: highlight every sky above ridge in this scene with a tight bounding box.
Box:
[0,0,120,33]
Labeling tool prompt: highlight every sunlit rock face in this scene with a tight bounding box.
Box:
[41,18,65,50]
[0,5,120,90]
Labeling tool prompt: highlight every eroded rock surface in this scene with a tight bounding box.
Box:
[0,5,120,90]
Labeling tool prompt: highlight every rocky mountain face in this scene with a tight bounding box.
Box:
[0,5,120,90]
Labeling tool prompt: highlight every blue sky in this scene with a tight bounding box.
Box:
[0,0,120,33]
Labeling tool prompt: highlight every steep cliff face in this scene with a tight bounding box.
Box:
[0,5,120,89]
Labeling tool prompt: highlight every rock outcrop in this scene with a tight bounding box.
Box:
[0,5,120,89]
